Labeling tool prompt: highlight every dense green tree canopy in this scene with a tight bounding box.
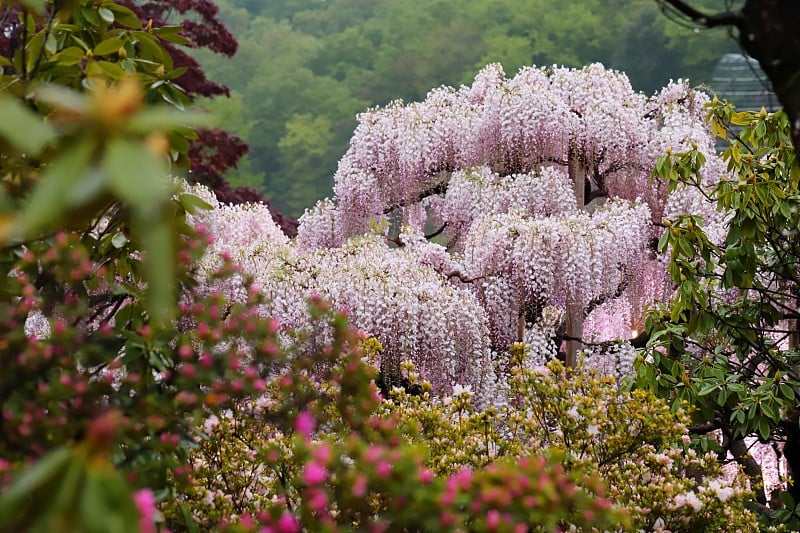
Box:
[194,0,736,216]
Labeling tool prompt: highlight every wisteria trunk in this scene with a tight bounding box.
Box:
[565,150,587,367]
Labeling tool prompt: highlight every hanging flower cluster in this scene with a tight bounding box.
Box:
[189,63,728,386]
[187,186,495,399]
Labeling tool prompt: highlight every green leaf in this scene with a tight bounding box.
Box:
[136,216,175,325]
[0,98,57,155]
[0,448,71,526]
[48,452,87,518]
[66,167,106,208]
[54,46,86,66]
[87,60,127,79]
[106,4,142,29]
[697,383,717,397]
[93,37,124,56]
[126,108,213,134]
[103,139,169,208]
[25,31,47,74]
[716,388,728,406]
[98,7,115,23]
[131,32,168,64]
[178,193,213,215]
[780,383,796,400]
[33,83,89,115]
[79,7,102,27]
[19,0,46,13]
[152,25,191,46]
[78,465,139,533]
[17,139,96,238]
[179,502,200,533]
[758,417,771,440]
[158,83,189,111]
[657,231,669,253]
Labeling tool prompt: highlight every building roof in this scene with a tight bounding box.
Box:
[710,53,780,112]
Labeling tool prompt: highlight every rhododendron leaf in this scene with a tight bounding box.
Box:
[780,383,795,400]
[135,216,174,325]
[153,26,191,46]
[93,37,124,57]
[88,60,127,80]
[97,6,114,23]
[698,384,717,397]
[16,138,95,238]
[49,451,86,517]
[54,46,86,66]
[178,502,200,533]
[106,4,141,29]
[0,448,71,526]
[20,0,46,12]
[0,98,57,156]
[103,139,168,206]
[758,418,771,440]
[126,108,212,135]
[177,193,213,214]
[158,84,189,111]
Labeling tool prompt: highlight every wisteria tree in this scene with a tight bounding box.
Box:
[191,63,728,396]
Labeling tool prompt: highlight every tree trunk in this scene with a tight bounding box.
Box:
[729,437,768,505]
[565,150,586,368]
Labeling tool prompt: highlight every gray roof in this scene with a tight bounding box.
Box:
[710,53,780,112]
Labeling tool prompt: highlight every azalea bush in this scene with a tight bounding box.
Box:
[175,341,758,532]
[0,224,626,531]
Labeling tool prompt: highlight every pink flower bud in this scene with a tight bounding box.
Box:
[302,462,328,485]
[294,411,315,437]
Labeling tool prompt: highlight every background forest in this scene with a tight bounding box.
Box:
[194,0,737,216]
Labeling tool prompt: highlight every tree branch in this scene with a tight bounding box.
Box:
[383,180,449,215]
[657,0,745,30]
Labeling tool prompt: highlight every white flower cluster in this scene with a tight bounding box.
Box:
[582,340,637,380]
[186,63,731,390]
[301,63,723,246]
[440,166,577,249]
[187,196,497,399]
[462,199,651,346]
[23,310,51,340]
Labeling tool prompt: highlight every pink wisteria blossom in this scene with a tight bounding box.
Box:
[185,63,726,394]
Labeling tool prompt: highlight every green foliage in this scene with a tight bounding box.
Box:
[0,420,141,533]
[640,97,800,521]
[0,0,212,323]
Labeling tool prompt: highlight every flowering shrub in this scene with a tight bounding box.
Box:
[0,225,295,527]
[174,341,758,532]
